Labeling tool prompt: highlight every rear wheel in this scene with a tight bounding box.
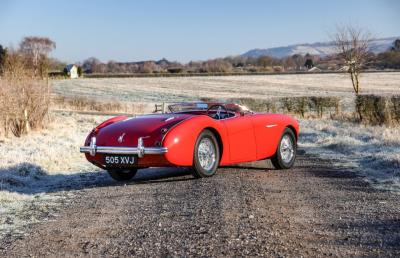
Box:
[271,128,297,169]
[107,168,138,181]
[192,130,220,178]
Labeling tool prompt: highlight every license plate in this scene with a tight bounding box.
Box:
[104,155,138,167]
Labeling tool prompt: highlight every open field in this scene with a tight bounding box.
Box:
[301,119,400,190]
[52,72,400,109]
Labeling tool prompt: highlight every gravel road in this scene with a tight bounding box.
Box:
[1,154,400,257]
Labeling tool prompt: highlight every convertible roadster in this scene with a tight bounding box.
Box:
[80,102,299,181]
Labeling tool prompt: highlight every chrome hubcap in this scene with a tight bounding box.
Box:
[198,138,216,171]
[280,134,294,163]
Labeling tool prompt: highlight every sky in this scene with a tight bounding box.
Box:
[0,0,399,63]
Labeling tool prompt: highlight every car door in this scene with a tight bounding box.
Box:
[222,114,257,163]
[251,113,283,159]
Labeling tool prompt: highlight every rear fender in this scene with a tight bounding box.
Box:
[94,116,127,133]
[85,116,128,145]
[162,116,229,166]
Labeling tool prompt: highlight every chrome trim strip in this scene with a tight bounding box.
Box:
[266,124,277,128]
[80,136,168,157]
[164,116,175,122]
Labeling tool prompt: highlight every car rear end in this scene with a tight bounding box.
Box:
[80,114,191,170]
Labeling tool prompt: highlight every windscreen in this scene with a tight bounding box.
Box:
[168,103,209,112]
[167,102,252,114]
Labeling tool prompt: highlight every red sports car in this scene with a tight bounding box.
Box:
[80,102,299,181]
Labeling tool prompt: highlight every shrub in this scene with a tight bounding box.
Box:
[356,95,400,126]
[291,97,309,118]
[391,96,400,122]
[275,96,340,118]
[309,97,341,118]
[281,97,295,113]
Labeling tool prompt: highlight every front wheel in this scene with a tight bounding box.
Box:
[107,168,138,181]
[192,130,220,178]
[271,128,297,169]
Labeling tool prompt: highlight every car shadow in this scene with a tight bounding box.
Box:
[222,149,307,171]
[221,159,274,171]
[0,163,193,195]
[221,165,269,171]
[133,167,193,184]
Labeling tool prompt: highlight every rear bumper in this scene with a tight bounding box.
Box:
[80,137,168,158]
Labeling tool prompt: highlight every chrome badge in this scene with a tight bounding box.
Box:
[117,133,126,143]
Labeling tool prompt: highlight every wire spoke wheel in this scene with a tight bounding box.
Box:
[192,130,220,178]
[198,138,216,171]
[271,128,297,170]
[280,134,294,163]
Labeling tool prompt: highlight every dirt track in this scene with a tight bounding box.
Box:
[1,154,400,257]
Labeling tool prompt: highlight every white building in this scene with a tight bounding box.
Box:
[64,64,79,79]
[308,67,322,72]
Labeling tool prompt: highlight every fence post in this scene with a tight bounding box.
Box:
[4,116,8,138]
[24,108,30,133]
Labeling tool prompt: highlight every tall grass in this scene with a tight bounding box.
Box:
[52,95,148,114]
[0,76,50,137]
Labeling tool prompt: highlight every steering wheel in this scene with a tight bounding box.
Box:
[206,104,229,120]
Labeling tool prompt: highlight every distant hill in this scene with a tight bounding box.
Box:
[242,37,398,58]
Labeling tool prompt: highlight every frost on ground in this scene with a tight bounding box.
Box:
[300,119,400,192]
[1,110,400,237]
[0,111,114,237]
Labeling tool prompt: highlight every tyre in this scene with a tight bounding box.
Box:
[271,128,297,169]
[192,130,220,178]
[107,168,138,181]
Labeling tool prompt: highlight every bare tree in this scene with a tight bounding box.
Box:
[201,59,233,73]
[257,55,276,68]
[83,57,101,73]
[282,56,295,71]
[291,54,305,70]
[19,36,56,77]
[107,60,119,73]
[332,25,372,95]
[2,48,29,79]
[140,61,158,73]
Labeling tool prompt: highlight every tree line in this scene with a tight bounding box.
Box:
[1,37,399,77]
[76,41,400,75]
[78,54,316,74]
